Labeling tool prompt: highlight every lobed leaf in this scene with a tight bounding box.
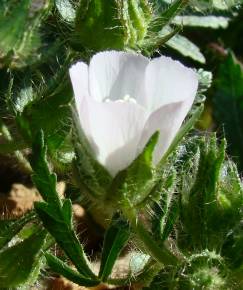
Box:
[31,131,96,279]
[45,253,99,287]
[0,230,47,288]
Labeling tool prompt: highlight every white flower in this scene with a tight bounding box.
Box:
[69,51,198,176]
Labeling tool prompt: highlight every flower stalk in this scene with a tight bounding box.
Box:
[121,199,179,266]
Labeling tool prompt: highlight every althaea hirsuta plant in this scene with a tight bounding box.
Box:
[0,0,243,289]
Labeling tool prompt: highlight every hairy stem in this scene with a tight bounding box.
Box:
[122,202,179,267]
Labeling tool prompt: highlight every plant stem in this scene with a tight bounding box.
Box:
[133,219,178,266]
[122,203,179,267]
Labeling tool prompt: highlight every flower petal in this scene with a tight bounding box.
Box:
[69,62,89,98]
[69,61,89,115]
[69,61,95,150]
[89,51,149,106]
[139,100,194,164]
[84,99,147,176]
[145,56,198,112]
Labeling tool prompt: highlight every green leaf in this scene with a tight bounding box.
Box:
[109,132,159,206]
[19,92,72,154]
[99,215,130,282]
[0,211,36,249]
[213,53,243,171]
[161,27,206,63]
[35,203,95,278]
[31,131,96,279]
[153,0,188,32]
[172,15,230,28]
[62,198,73,227]
[31,131,61,206]
[0,230,47,288]
[0,0,51,68]
[45,253,99,287]
[14,61,73,157]
[211,0,242,10]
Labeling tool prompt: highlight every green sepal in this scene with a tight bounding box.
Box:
[99,214,130,282]
[45,253,100,287]
[0,230,47,288]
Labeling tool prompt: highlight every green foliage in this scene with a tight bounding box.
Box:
[30,131,131,287]
[163,27,206,63]
[151,171,178,242]
[70,0,194,54]
[45,253,99,287]
[0,211,35,249]
[146,134,243,289]
[157,0,241,62]
[0,0,243,289]
[179,136,229,250]
[31,131,96,279]
[0,230,47,288]
[73,0,153,51]
[99,214,130,282]
[213,53,243,171]
[74,0,125,51]
[0,0,51,68]
[12,59,73,155]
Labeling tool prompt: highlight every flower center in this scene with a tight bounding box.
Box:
[104,94,137,104]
